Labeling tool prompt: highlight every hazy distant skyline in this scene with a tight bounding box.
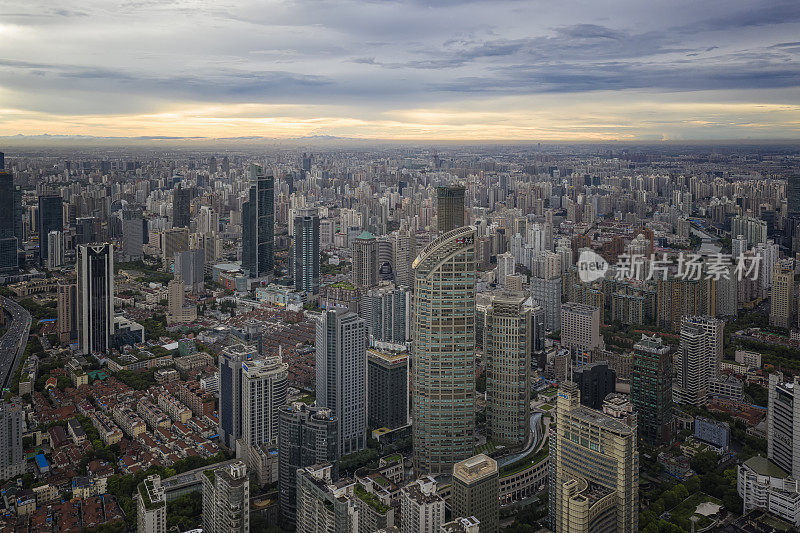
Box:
[2,0,800,141]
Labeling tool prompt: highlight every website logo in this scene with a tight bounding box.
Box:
[577,249,609,283]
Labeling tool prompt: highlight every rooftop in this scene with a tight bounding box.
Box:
[744,456,788,479]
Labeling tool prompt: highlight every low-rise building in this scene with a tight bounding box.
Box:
[738,456,800,528]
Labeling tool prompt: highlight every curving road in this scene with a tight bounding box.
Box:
[498,412,544,468]
[0,297,32,391]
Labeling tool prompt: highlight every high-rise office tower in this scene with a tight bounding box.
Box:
[560,302,603,352]
[451,454,499,533]
[573,361,616,410]
[496,252,515,287]
[352,230,378,288]
[392,221,416,287]
[0,152,3,170]
[632,334,673,444]
[278,403,339,526]
[75,216,99,245]
[241,356,288,447]
[412,226,477,475]
[437,185,466,233]
[122,209,144,261]
[788,175,800,217]
[38,194,63,266]
[316,309,367,455]
[46,230,64,269]
[771,260,795,329]
[201,461,249,533]
[293,207,320,295]
[172,185,191,229]
[198,205,219,235]
[218,344,258,449]
[361,284,411,345]
[550,382,638,533]
[400,476,445,533]
[367,348,408,430]
[767,372,800,479]
[296,464,357,533]
[173,249,205,293]
[57,281,78,345]
[0,403,25,480]
[136,475,167,533]
[242,164,275,278]
[77,243,114,356]
[531,276,562,332]
[484,293,533,446]
[0,171,22,271]
[673,316,723,407]
[160,227,189,266]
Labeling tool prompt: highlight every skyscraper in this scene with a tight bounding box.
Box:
[241,356,288,447]
[38,194,63,266]
[361,284,410,346]
[293,207,320,295]
[484,292,533,446]
[400,477,445,533]
[296,464,357,533]
[631,334,673,444]
[352,230,378,288]
[550,382,638,533]
[0,403,26,480]
[172,185,191,229]
[451,454,499,533]
[278,403,338,526]
[77,243,114,356]
[771,260,794,329]
[367,348,409,430]
[0,171,22,271]
[413,226,477,475]
[46,230,64,269]
[787,175,800,217]
[392,221,416,287]
[173,249,205,293]
[122,209,144,261]
[573,361,616,410]
[316,309,367,455]
[673,316,723,406]
[437,185,466,233]
[560,302,603,352]
[137,475,167,533]
[242,164,274,278]
[530,275,562,332]
[767,372,800,479]
[201,461,249,533]
[57,281,78,345]
[218,344,258,449]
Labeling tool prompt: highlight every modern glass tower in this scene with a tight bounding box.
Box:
[0,171,22,271]
[172,185,191,229]
[293,207,320,295]
[77,243,114,355]
[412,226,477,475]
[436,185,466,233]
[242,164,274,278]
[38,194,63,266]
[631,334,673,444]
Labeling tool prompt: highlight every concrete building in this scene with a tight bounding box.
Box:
[122,209,144,261]
[296,463,357,533]
[57,281,78,345]
[673,316,724,407]
[160,227,189,266]
[367,349,408,430]
[560,302,603,352]
[400,476,445,533]
[451,454,499,533]
[46,230,64,269]
[277,403,339,526]
[0,403,26,480]
[218,344,259,449]
[201,461,249,533]
[550,382,638,533]
[771,260,794,329]
[77,243,114,356]
[531,276,562,332]
[496,252,515,287]
[694,417,730,449]
[632,335,673,444]
[353,231,378,289]
[316,309,367,455]
[293,207,320,295]
[738,456,800,528]
[174,249,205,293]
[484,292,534,445]
[768,372,800,479]
[137,475,167,533]
[412,227,477,475]
[361,284,411,346]
[241,356,288,447]
[436,185,465,233]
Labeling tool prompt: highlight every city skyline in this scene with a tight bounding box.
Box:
[2,1,800,141]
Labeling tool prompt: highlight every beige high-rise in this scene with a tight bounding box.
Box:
[412,226,477,475]
[771,260,794,329]
[551,382,638,533]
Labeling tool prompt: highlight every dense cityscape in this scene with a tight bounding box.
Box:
[0,142,797,533]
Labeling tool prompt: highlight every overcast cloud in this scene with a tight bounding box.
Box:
[1,0,799,140]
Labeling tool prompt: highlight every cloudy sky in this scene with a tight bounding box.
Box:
[1,0,800,140]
